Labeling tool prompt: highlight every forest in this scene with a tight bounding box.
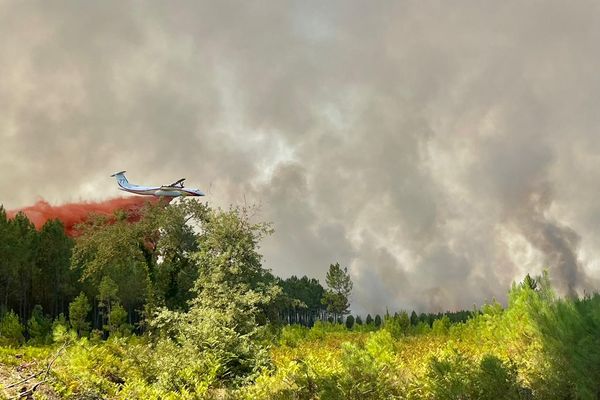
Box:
[1,201,600,399]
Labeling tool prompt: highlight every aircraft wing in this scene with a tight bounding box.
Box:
[168,178,186,187]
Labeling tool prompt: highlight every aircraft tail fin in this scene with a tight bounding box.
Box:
[111,171,129,188]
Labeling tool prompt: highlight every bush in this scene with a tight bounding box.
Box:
[431,315,451,336]
[474,355,522,400]
[279,325,309,347]
[384,311,410,339]
[107,304,132,337]
[0,310,25,347]
[27,305,52,344]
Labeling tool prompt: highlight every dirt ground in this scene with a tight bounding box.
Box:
[0,355,59,400]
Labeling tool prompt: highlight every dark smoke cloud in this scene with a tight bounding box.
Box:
[2,1,600,314]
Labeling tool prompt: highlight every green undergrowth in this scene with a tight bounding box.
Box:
[3,274,600,399]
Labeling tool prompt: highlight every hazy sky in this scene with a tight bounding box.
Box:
[2,1,600,315]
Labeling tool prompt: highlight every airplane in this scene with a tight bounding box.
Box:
[111,171,205,197]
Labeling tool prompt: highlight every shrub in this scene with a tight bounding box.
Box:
[107,304,131,337]
[432,315,451,336]
[279,325,309,347]
[473,355,522,400]
[0,310,25,347]
[27,305,52,344]
[384,311,410,339]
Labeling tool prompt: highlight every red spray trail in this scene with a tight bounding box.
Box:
[7,196,162,236]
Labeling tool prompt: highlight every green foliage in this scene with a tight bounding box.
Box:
[412,321,431,335]
[410,310,419,326]
[279,275,326,326]
[5,197,600,400]
[420,351,523,400]
[384,311,410,339]
[522,273,537,291]
[345,315,355,330]
[0,310,24,347]
[334,330,402,399]
[27,304,52,344]
[374,314,382,328]
[322,263,353,319]
[148,206,280,390]
[431,315,451,336]
[107,304,131,337]
[523,272,600,399]
[69,292,92,337]
[279,325,309,347]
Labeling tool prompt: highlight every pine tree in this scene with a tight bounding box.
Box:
[35,219,73,317]
[69,292,91,337]
[374,314,382,328]
[0,310,24,347]
[523,274,538,290]
[410,310,419,326]
[322,263,353,321]
[27,305,52,344]
[345,315,355,329]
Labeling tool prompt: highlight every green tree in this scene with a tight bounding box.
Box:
[71,210,152,327]
[322,262,353,322]
[0,310,25,347]
[27,304,52,344]
[10,212,39,319]
[71,200,209,326]
[107,304,130,336]
[34,219,74,317]
[345,315,355,329]
[374,314,382,328]
[97,276,120,332]
[366,314,373,325]
[410,310,419,326]
[0,207,18,312]
[151,206,281,382]
[280,275,325,326]
[523,273,538,290]
[355,315,363,325]
[69,292,91,337]
[384,311,410,339]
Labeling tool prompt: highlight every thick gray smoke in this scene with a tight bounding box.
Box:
[1,1,600,314]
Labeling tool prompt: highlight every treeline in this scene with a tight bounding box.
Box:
[0,202,471,343]
[278,273,471,328]
[0,210,75,320]
[5,200,599,398]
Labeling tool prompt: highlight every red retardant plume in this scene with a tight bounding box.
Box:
[7,197,161,237]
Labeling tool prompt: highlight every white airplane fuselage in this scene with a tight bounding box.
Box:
[111,171,205,197]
